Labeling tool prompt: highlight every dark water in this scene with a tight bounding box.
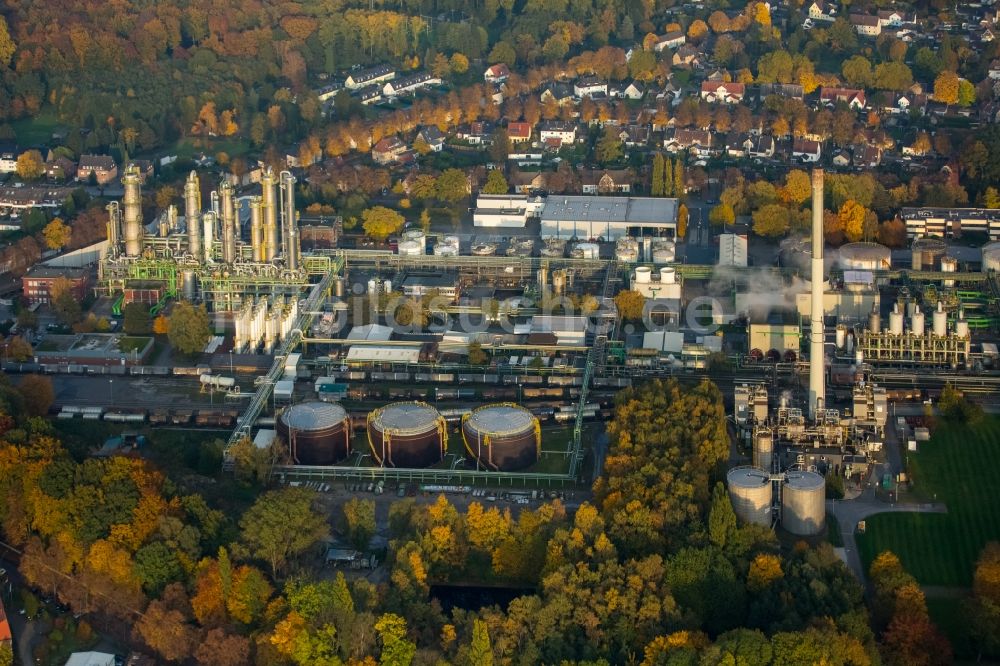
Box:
[430,584,534,612]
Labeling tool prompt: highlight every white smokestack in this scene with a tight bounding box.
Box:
[809,168,826,419]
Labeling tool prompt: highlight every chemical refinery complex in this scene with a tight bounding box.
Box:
[28,164,999,531]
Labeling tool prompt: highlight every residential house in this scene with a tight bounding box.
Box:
[619,125,651,148]
[831,148,852,168]
[700,81,746,104]
[383,72,441,98]
[672,44,701,68]
[315,81,343,102]
[724,133,751,158]
[539,121,578,146]
[884,92,927,115]
[456,121,494,146]
[77,154,118,184]
[877,10,907,26]
[820,87,866,110]
[610,81,645,100]
[853,144,882,168]
[509,170,548,194]
[705,69,728,82]
[580,169,631,194]
[45,156,77,181]
[748,135,776,159]
[664,128,713,157]
[345,64,395,90]
[574,76,607,99]
[850,14,882,36]
[22,266,90,306]
[989,59,1000,80]
[807,1,836,21]
[357,85,383,105]
[484,63,511,83]
[0,185,74,211]
[507,122,533,143]
[0,143,17,174]
[654,31,686,51]
[371,137,409,165]
[415,126,445,152]
[792,138,822,162]
[540,82,574,106]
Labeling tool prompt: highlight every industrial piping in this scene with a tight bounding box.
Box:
[809,168,826,419]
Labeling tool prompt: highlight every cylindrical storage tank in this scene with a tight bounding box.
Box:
[839,242,892,271]
[615,238,639,262]
[367,279,377,295]
[278,402,351,465]
[933,303,947,337]
[402,229,426,249]
[443,235,459,246]
[889,305,904,335]
[335,277,345,298]
[182,271,197,300]
[571,242,600,259]
[727,467,773,526]
[634,266,652,284]
[869,310,881,334]
[659,267,676,284]
[911,307,925,336]
[472,243,497,256]
[652,242,676,263]
[835,325,847,350]
[911,237,947,271]
[941,255,957,287]
[551,269,567,296]
[983,242,1000,272]
[782,471,826,536]
[398,240,422,256]
[753,434,774,472]
[462,404,539,471]
[956,314,969,338]
[368,402,445,468]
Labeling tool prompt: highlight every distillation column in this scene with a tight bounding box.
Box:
[105,202,121,252]
[202,211,217,263]
[220,181,237,264]
[122,164,144,257]
[809,168,826,419]
[280,171,299,271]
[249,197,264,262]
[261,169,279,262]
[184,171,202,260]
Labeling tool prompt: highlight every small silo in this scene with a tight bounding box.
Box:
[462,404,540,471]
[651,239,676,263]
[839,242,892,271]
[982,242,1000,272]
[781,470,826,536]
[753,432,774,472]
[398,240,423,257]
[911,237,947,270]
[367,402,446,468]
[278,401,351,465]
[941,255,957,287]
[615,237,639,262]
[727,467,773,526]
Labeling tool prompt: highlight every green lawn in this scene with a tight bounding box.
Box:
[11,108,65,145]
[856,417,1000,586]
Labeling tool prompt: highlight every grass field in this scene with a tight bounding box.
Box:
[11,108,64,145]
[856,417,1000,586]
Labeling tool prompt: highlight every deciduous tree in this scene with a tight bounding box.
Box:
[42,218,71,250]
[167,301,211,356]
[362,206,405,242]
[240,487,329,577]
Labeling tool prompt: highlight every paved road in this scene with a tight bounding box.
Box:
[829,484,947,582]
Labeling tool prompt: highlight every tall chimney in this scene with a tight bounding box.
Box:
[809,168,826,419]
[261,169,278,262]
[184,171,202,260]
[280,171,299,271]
[122,164,144,257]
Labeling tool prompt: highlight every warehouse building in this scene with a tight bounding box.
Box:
[539,196,678,240]
[472,194,544,228]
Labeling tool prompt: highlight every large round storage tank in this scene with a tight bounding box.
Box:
[911,237,947,270]
[982,242,1000,272]
[278,402,351,465]
[839,242,892,271]
[472,242,497,256]
[462,404,540,471]
[367,401,446,468]
[615,237,639,262]
[433,242,458,257]
[651,241,676,263]
[781,471,826,536]
[398,240,423,256]
[727,467,773,526]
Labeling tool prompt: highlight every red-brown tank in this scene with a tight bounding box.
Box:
[367,401,446,468]
[277,401,351,465]
[462,404,540,471]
